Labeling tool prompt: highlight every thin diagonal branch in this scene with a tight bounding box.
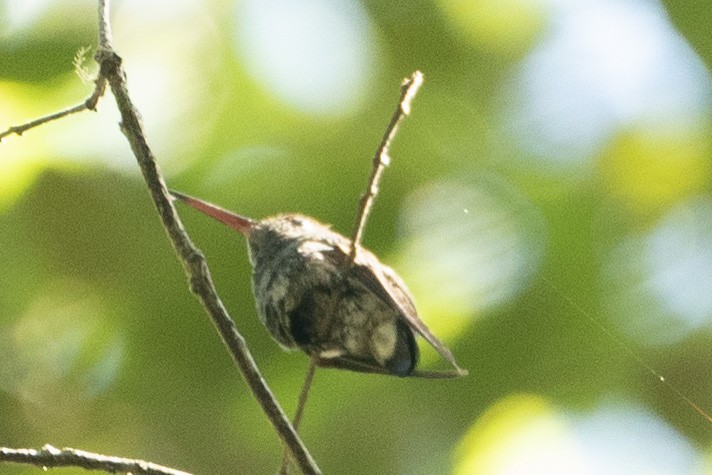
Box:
[91,2,319,474]
[349,71,424,262]
[0,76,106,142]
[0,445,190,475]
[279,358,318,474]
[291,360,317,437]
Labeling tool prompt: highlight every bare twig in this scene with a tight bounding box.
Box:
[279,359,318,474]
[291,360,318,436]
[349,71,424,262]
[0,445,190,475]
[0,77,106,142]
[0,0,110,143]
[0,1,320,474]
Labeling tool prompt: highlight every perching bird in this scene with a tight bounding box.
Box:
[171,190,466,378]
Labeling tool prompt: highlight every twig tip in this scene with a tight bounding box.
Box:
[401,71,424,115]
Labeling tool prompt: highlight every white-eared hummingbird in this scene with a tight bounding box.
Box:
[170,190,466,379]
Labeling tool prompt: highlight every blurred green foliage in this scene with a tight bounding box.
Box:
[1,1,712,474]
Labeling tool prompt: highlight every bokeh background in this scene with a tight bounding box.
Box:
[2,0,712,473]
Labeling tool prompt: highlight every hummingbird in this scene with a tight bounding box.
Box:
[171,190,466,378]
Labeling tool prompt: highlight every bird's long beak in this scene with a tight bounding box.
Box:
[170,190,255,235]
